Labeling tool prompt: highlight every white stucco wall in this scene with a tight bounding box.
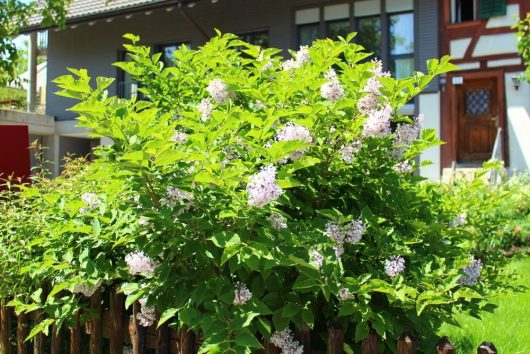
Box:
[505,72,530,174]
[418,92,441,181]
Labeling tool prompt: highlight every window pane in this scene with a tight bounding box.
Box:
[326,20,350,40]
[356,17,381,59]
[390,13,414,55]
[240,31,269,47]
[391,57,414,79]
[298,23,319,46]
[160,45,178,67]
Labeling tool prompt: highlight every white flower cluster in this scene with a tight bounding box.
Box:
[276,122,313,161]
[357,60,391,114]
[170,130,188,144]
[451,213,467,227]
[206,78,232,104]
[233,282,253,305]
[246,165,283,207]
[310,249,324,268]
[282,46,310,71]
[384,256,405,278]
[138,216,150,226]
[320,69,344,101]
[137,298,157,327]
[257,52,274,72]
[457,258,483,286]
[339,141,363,164]
[324,219,365,258]
[198,98,214,121]
[125,251,157,277]
[362,104,393,138]
[394,161,413,174]
[357,94,379,115]
[267,213,287,230]
[73,279,103,297]
[80,192,101,213]
[270,328,304,354]
[160,186,194,208]
[339,288,355,301]
[393,114,424,157]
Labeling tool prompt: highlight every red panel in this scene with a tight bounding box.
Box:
[0,125,31,185]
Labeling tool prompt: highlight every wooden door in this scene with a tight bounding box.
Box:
[456,78,499,163]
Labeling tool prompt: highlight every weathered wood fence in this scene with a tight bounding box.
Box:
[0,288,498,354]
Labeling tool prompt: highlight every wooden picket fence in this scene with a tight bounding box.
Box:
[0,288,498,354]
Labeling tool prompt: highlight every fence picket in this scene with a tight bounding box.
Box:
[296,325,310,354]
[130,302,144,354]
[1,304,12,354]
[396,331,416,354]
[436,336,456,354]
[109,290,124,354]
[69,313,81,354]
[51,326,62,354]
[156,321,169,354]
[326,324,344,354]
[16,313,28,354]
[89,289,102,354]
[361,332,379,354]
[179,325,194,354]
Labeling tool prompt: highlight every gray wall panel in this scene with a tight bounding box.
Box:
[415,0,440,93]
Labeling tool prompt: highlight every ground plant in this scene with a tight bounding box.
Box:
[0,33,516,353]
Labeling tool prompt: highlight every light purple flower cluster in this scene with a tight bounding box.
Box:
[362,104,393,138]
[170,131,188,144]
[339,288,355,301]
[246,165,283,207]
[138,216,150,226]
[357,60,390,114]
[233,282,253,305]
[276,122,313,161]
[206,78,232,104]
[324,219,365,258]
[137,298,157,327]
[393,114,424,158]
[310,249,324,268]
[267,213,288,230]
[457,258,483,286]
[384,256,406,278]
[198,98,214,121]
[73,279,103,297]
[357,93,379,115]
[125,251,157,277]
[160,186,194,208]
[258,52,274,72]
[282,46,310,71]
[451,213,467,227]
[270,328,304,354]
[394,161,413,174]
[80,192,101,213]
[339,141,363,164]
[320,69,344,101]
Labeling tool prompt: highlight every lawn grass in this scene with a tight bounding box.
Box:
[432,254,530,353]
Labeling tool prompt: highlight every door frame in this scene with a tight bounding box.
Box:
[441,69,508,168]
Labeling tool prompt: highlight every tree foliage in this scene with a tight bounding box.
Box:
[514,14,530,82]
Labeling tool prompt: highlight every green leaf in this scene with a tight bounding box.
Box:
[210,232,241,248]
[281,303,299,318]
[158,308,178,328]
[234,331,262,349]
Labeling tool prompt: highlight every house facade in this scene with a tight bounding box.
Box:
[10,0,529,178]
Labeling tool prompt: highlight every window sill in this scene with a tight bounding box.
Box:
[447,20,483,29]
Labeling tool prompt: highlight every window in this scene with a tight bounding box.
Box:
[451,0,506,23]
[156,42,190,67]
[239,31,269,48]
[117,51,139,99]
[389,12,414,79]
[355,16,382,59]
[298,23,319,46]
[326,19,350,41]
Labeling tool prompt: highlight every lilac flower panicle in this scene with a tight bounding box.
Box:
[170,131,188,144]
[161,186,194,208]
[363,60,390,95]
[324,221,344,244]
[394,161,413,174]
[125,251,157,277]
[343,220,365,244]
[233,282,253,305]
[320,68,345,101]
[267,213,288,230]
[270,328,304,354]
[137,298,157,327]
[334,246,344,259]
[339,288,355,301]
[325,219,365,258]
[451,213,467,227]
[363,104,393,138]
[339,141,363,164]
[276,122,313,161]
[282,46,310,71]
[310,249,324,268]
[394,114,424,147]
[457,258,483,286]
[206,78,232,104]
[246,165,283,207]
[138,216,150,226]
[198,98,214,121]
[357,93,379,115]
[81,193,101,213]
[73,279,103,297]
[385,256,406,278]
